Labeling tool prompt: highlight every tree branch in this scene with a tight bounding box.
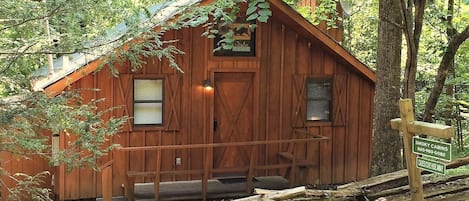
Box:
[0,3,64,32]
[422,24,469,122]
[445,0,457,38]
[0,41,39,74]
[413,0,425,45]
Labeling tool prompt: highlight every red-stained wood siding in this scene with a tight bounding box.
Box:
[0,152,52,201]
[259,15,373,186]
[58,16,372,200]
[2,4,374,200]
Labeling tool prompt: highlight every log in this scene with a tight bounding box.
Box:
[232,157,469,201]
[254,188,275,195]
[427,190,469,201]
[306,188,363,198]
[264,186,306,200]
[233,187,306,201]
[339,156,469,194]
[446,156,469,169]
[337,169,408,190]
[232,194,264,201]
[425,185,469,199]
[367,173,469,200]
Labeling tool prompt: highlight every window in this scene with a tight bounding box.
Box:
[213,20,256,57]
[306,78,332,121]
[133,79,163,125]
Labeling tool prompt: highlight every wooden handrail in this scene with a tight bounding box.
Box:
[118,137,328,152]
[121,135,328,201]
[98,160,114,171]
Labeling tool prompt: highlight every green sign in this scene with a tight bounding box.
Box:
[416,157,446,175]
[412,137,452,162]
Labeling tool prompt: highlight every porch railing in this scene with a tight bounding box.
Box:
[117,129,328,201]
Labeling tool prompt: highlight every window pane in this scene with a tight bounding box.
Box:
[134,79,163,101]
[307,80,331,99]
[134,103,162,124]
[307,100,330,121]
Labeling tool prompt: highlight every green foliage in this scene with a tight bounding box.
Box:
[5,172,52,201]
[0,0,158,92]
[247,0,272,23]
[289,0,341,28]
[341,0,378,68]
[414,0,469,154]
[0,88,126,200]
[0,89,127,170]
[283,0,301,6]
[284,0,378,68]
[312,0,341,28]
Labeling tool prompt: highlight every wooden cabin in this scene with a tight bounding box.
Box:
[2,0,375,200]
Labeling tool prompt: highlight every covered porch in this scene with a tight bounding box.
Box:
[116,130,327,201]
[99,176,288,201]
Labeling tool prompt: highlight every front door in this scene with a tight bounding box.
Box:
[213,72,254,171]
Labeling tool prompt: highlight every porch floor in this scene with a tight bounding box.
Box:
[98,176,289,201]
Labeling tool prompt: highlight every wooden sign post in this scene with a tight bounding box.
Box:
[390,99,454,201]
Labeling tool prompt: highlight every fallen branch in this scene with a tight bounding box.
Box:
[232,157,469,201]
[339,156,469,194]
[367,173,469,199]
[233,186,306,201]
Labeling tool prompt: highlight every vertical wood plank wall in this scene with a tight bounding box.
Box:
[1,10,374,201]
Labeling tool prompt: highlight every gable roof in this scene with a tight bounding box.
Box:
[33,0,375,96]
[32,0,202,94]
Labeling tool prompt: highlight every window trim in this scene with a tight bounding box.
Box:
[132,78,164,127]
[305,77,333,122]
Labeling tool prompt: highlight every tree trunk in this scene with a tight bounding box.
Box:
[371,0,403,176]
[422,29,469,122]
[401,0,426,102]
[422,0,469,123]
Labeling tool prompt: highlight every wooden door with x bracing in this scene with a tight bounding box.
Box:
[213,72,254,176]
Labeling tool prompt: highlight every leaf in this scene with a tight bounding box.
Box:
[258,2,270,9]
[197,16,209,24]
[457,100,469,107]
[247,13,258,21]
[222,44,233,49]
[214,46,222,52]
[258,9,272,17]
[246,6,257,16]
[257,15,269,23]
[224,37,235,43]
[249,0,261,7]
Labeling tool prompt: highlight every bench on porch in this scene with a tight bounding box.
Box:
[119,130,327,201]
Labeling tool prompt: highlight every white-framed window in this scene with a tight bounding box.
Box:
[133,79,163,125]
[306,78,332,121]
